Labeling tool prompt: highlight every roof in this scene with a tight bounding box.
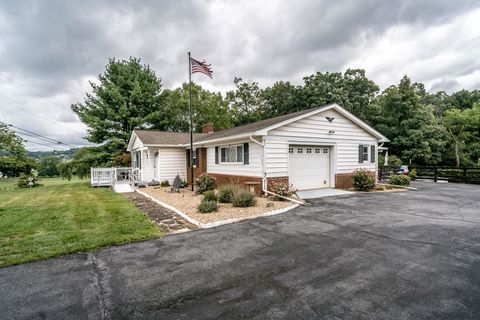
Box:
[132,130,209,145]
[194,107,322,143]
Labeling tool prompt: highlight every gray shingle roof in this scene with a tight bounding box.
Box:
[134,130,209,145]
[194,106,324,143]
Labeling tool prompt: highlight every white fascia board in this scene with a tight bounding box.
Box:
[144,144,186,148]
[126,131,140,152]
[185,133,256,147]
[255,103,389,143]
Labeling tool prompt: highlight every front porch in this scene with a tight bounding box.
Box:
[90,167,139,193]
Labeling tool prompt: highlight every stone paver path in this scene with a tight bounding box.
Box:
[123,192,197,234]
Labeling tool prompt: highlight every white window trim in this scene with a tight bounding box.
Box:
[362,146,369,162]
[220,144,244,164]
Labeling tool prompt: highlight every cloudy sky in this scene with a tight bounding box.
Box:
[1,0,480,150]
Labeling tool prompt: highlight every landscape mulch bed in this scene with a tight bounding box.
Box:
[123,192,197,234]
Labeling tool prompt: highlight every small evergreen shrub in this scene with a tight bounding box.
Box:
[17,172,42,188]
[195,173,216,193]
[172,174,182,192]
[352,169,376,191]
[218,184,236,203]
[160,180,170,187]
[197,200,218,213]
[203,190,218,202]
[408,168,417,181]
[389,175,411,186]
[269,180,297,200]
[232,190,256,207]
[180,179,188,188]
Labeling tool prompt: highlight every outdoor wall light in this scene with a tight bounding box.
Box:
[329,130,335,134]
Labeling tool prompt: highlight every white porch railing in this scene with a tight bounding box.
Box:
[90,167,134,187]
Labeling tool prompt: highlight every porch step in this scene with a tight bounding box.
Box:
[113,182,135,193]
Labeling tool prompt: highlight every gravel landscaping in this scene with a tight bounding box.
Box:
[140,186,295,224]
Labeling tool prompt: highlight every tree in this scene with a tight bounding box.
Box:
[38,156,61,177]
[226,77,266,125]
[71,57,163,155]
[443,104,480,166]
[302,69,379,123]
[160,83,233,132]
[374,76,447,165]
[0,122,36,176]
[262,81,306,118]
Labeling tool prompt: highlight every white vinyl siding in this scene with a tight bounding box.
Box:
[266,109,378,177]
[132,136,143,150]
[207,139,262,177]
[157,148,186,182]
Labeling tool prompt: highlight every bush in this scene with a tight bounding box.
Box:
[408,168,417,181]
[218,184,236,203]
[269,180,297,200]
[352,169,376,191]
[180,179,188,188]
[203,190,218,202]
[160,180,170,187]
[389,175,411,186]
[17,172,42,188]
[197,200,218,213]
[195,173,216,193]
[232,190,256,207]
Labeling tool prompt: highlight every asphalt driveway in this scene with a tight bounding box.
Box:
[1,182,480,320]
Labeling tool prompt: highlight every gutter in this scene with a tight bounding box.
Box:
[249,136,305,206]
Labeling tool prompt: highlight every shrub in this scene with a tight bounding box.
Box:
[218,184,236,203]
[203,190,218,202]
[172,174,182,191]
[195,173,216,193]
[197,200,218,213]
[352,169,376,191]
[408,168,417,181]
[269,180,297,200]
[17,172,42,188]
[160,180,170,187]
[180,179,188,188]
[389,175,411,186]
[232,190,256,207]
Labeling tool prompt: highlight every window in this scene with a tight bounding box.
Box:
[363,146,369,161]
[289,147,294,154]
[306,148,312,154]
[315,148,321,154]
[323,148,329,154]
[297,148,303,153]
[133,151,142,169]
[220,145,243,163]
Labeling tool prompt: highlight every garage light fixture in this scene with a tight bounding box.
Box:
[329,130,335,134]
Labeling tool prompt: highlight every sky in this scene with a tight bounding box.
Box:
[1,0,480,151]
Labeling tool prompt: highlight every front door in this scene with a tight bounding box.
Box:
[153,152,159,180]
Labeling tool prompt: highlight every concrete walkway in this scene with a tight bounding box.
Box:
[296,188,353,199]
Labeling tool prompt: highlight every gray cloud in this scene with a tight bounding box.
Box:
[0,0,479,150]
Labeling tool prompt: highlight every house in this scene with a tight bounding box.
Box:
[126,103,388,195]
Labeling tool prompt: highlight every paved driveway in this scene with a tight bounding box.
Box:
[1,182,480,320]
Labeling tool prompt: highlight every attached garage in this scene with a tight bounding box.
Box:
[288,145,331,190]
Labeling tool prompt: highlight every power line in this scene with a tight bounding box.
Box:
[0,97,81,134]
[7,124,78,148]
[23,139,61,150]
[14,131,71,150]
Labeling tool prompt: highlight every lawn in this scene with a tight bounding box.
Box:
[0,177,162,267]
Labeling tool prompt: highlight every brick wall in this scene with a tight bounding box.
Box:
[266,176,289,192]
[208,173,263,196]
[186,148,207,183]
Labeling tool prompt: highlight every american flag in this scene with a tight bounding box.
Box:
[190,58,213,78]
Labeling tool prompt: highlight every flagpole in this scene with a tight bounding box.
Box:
[188,52,194,191]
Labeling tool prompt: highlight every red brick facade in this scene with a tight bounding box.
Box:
[186,147,207,183]
[208,173,263,195]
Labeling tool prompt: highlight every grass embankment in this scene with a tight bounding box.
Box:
[0,177,162,267]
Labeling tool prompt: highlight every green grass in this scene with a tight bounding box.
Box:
[0,177,162,267]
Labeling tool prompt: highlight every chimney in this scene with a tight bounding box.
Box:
[202,123,214,134]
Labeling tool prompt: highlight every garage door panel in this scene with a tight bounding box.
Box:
[289,145,330,190]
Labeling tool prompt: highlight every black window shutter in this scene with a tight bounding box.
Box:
[358,145,364,163]
[215,147,219,164]
[243,143,249,165]
[371,145,376,163]
[221,148,226,162]
[186,149,190,167]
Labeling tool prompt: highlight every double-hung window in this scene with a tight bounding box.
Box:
[220,145,243,163]
[362,146,369,161]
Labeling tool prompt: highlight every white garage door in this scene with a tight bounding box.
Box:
[288,145,330,190]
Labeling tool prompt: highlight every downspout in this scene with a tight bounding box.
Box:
[249,136,305,205]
